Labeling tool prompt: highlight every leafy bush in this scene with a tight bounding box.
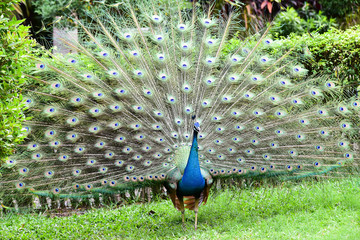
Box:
[224,26,360,96]
[318,0,360,29]
[0,0,37,162]
[276,27,360,92]
[319,0,360,18]
[270,7,336,38]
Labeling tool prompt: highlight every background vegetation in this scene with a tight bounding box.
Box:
[0,0,37,162]
[224,26,360,95]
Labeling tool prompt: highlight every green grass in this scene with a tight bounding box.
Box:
[1,178,360,239]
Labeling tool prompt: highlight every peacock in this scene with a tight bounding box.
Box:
[0,0,358,230]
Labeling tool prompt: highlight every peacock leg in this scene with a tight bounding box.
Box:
[182,210,185,225]
[178,196,185,227]
[194,198,199,230]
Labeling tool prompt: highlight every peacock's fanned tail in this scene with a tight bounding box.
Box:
[0,0,358,202]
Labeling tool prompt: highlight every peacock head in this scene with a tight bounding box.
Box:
[194,122,200,133]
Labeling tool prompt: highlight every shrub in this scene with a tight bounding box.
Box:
[270,7,336,38]
[223,26,360,96]
[319,0,360,19]
[0,0,37,162]
[276,27,360,93]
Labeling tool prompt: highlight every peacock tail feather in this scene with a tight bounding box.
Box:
[0,0,359,207]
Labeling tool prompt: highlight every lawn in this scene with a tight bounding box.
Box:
[1,178,360,239]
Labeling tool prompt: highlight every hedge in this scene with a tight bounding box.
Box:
[0,0,37,162]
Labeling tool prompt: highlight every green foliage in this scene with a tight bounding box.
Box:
[31,0,191,22]
[0,0,37,162]
[0,0,19,16]
[270,7,336,38]
[224,26,360,94]
[319,0,360,18]
[318,0,360,29]
[1,178,359,239]
[31,0,104,22]
[275,27,360,92]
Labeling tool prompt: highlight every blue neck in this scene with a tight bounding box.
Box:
[178,130,205,196]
